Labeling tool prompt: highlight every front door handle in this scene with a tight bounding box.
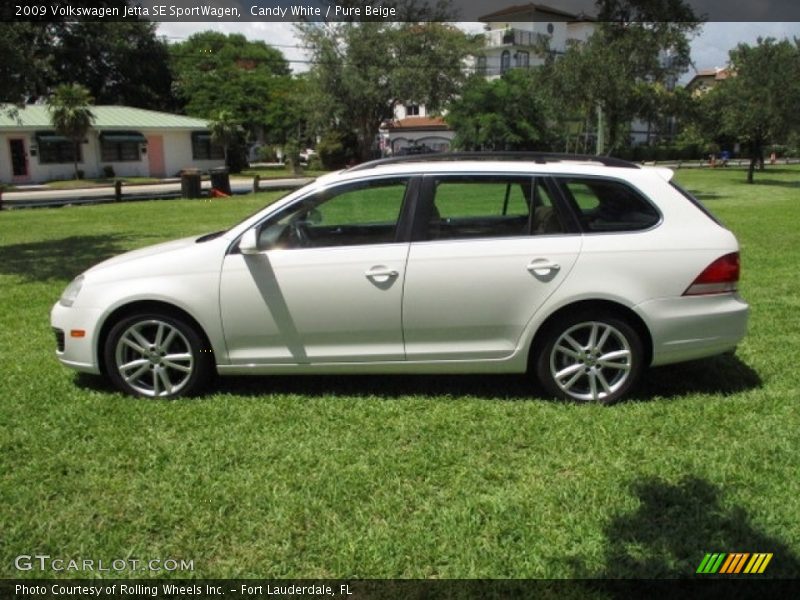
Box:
[527,259,561,274]
[365,266,399,280]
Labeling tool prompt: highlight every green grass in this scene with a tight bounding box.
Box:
[1,167,799,579]
[240,165,330,179]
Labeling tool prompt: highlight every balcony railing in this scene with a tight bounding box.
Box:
[483,28,549,48]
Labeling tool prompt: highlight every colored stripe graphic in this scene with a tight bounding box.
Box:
[697,553,726,574]
[697,552,773,574]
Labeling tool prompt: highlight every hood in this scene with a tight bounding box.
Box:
[82,232,227,284]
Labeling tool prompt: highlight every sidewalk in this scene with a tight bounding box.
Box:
[1,176,313,209]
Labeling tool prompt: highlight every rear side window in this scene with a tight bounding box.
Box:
[557,177,660,233]
[425,176,565,241]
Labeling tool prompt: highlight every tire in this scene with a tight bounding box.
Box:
[104,312,213,398]
[535,311,644,404]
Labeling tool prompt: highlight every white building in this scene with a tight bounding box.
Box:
[476,3,595,77]
[0,105,224,184]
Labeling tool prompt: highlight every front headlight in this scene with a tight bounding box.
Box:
[59,275,84,307]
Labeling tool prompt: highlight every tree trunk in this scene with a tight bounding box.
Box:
[73,141,80,179]
[747,156,756,184]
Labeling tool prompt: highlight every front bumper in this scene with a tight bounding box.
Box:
[636,293,749,367]
[50,302,104,374]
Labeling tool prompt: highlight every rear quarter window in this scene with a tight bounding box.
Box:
[558,177,660,233]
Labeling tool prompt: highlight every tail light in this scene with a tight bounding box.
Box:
[683,252,740,296]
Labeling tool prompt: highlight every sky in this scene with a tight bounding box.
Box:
[157,21,800,82]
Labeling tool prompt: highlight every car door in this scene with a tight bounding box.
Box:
[219,177,413,365]
[402,174,582,360]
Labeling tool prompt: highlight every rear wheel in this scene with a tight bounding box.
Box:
[104,313,213,398]
[535,312,644,404]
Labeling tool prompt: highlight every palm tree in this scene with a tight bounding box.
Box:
[208,109,244,168]
[47,84,95,179]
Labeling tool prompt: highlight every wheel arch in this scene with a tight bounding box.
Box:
[96,300,217,376]
[528,299,653,371]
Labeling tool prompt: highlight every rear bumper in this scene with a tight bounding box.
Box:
[636,294,749,366]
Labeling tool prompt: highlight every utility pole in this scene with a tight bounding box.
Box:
[595,104,605,155]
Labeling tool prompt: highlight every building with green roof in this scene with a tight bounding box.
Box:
[0,105,224,184]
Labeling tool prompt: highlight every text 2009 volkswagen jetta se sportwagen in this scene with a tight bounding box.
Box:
[52,153,749,403]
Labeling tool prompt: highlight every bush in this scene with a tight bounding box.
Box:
[317,130,357,170]
[256,145,279,163]
[102,165,115,178]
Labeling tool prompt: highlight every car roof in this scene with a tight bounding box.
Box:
[314,155,673,187]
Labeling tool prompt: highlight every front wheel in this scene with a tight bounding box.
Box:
[535,313,644,404]
[104,313,213,398]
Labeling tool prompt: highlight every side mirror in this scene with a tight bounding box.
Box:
[238,228,260,255]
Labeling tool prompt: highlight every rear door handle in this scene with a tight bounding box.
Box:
[527,259,561,273]
[365,266,399,279]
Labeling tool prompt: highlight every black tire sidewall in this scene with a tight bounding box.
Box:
[536,311,644,404]
[103,312,213,398]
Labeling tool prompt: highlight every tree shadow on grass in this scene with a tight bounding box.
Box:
[570,476,800,580]
[749,179,800,189]
[0,234,138,282]
[684,189,725,202]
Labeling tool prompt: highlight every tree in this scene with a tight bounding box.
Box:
[0,23,56,105]
[297,21,476,161]
[52,22,174,110]
[47,84,95,179]
[208,109,245,169]
[550,0,701,154]
[0,10,173,110]
[701,38,800,183]
[170,32,292,142]
[447,69,561,151]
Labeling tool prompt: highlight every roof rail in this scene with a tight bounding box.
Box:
[346,151,640,172]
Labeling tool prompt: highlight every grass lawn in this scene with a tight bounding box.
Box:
[240,165,330,179]
[1,167,799,579]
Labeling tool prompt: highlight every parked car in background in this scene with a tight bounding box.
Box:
[52,153,748,403]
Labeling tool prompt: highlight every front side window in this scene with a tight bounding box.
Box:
[425,176,564,241]
[557,177,660,232]
[257,178,409,249]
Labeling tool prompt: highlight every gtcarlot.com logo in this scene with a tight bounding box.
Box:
[14,554,194,573]
[696,552,773,575]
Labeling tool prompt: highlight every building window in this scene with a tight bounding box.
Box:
[547,23,554,35]
[476,55,487,75]
[101,141,139,162]
[405,104,420,117]
[516,51,529,68]
[191,131,224,160]
[99,131,146,162]
[500,50,511,74]
[36,132,81,164]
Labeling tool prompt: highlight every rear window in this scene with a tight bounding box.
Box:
[557,177,660,233]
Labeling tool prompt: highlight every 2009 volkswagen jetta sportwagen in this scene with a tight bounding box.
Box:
[51,153,749,403]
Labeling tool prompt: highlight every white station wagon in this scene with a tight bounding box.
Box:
[51,153,749,403]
